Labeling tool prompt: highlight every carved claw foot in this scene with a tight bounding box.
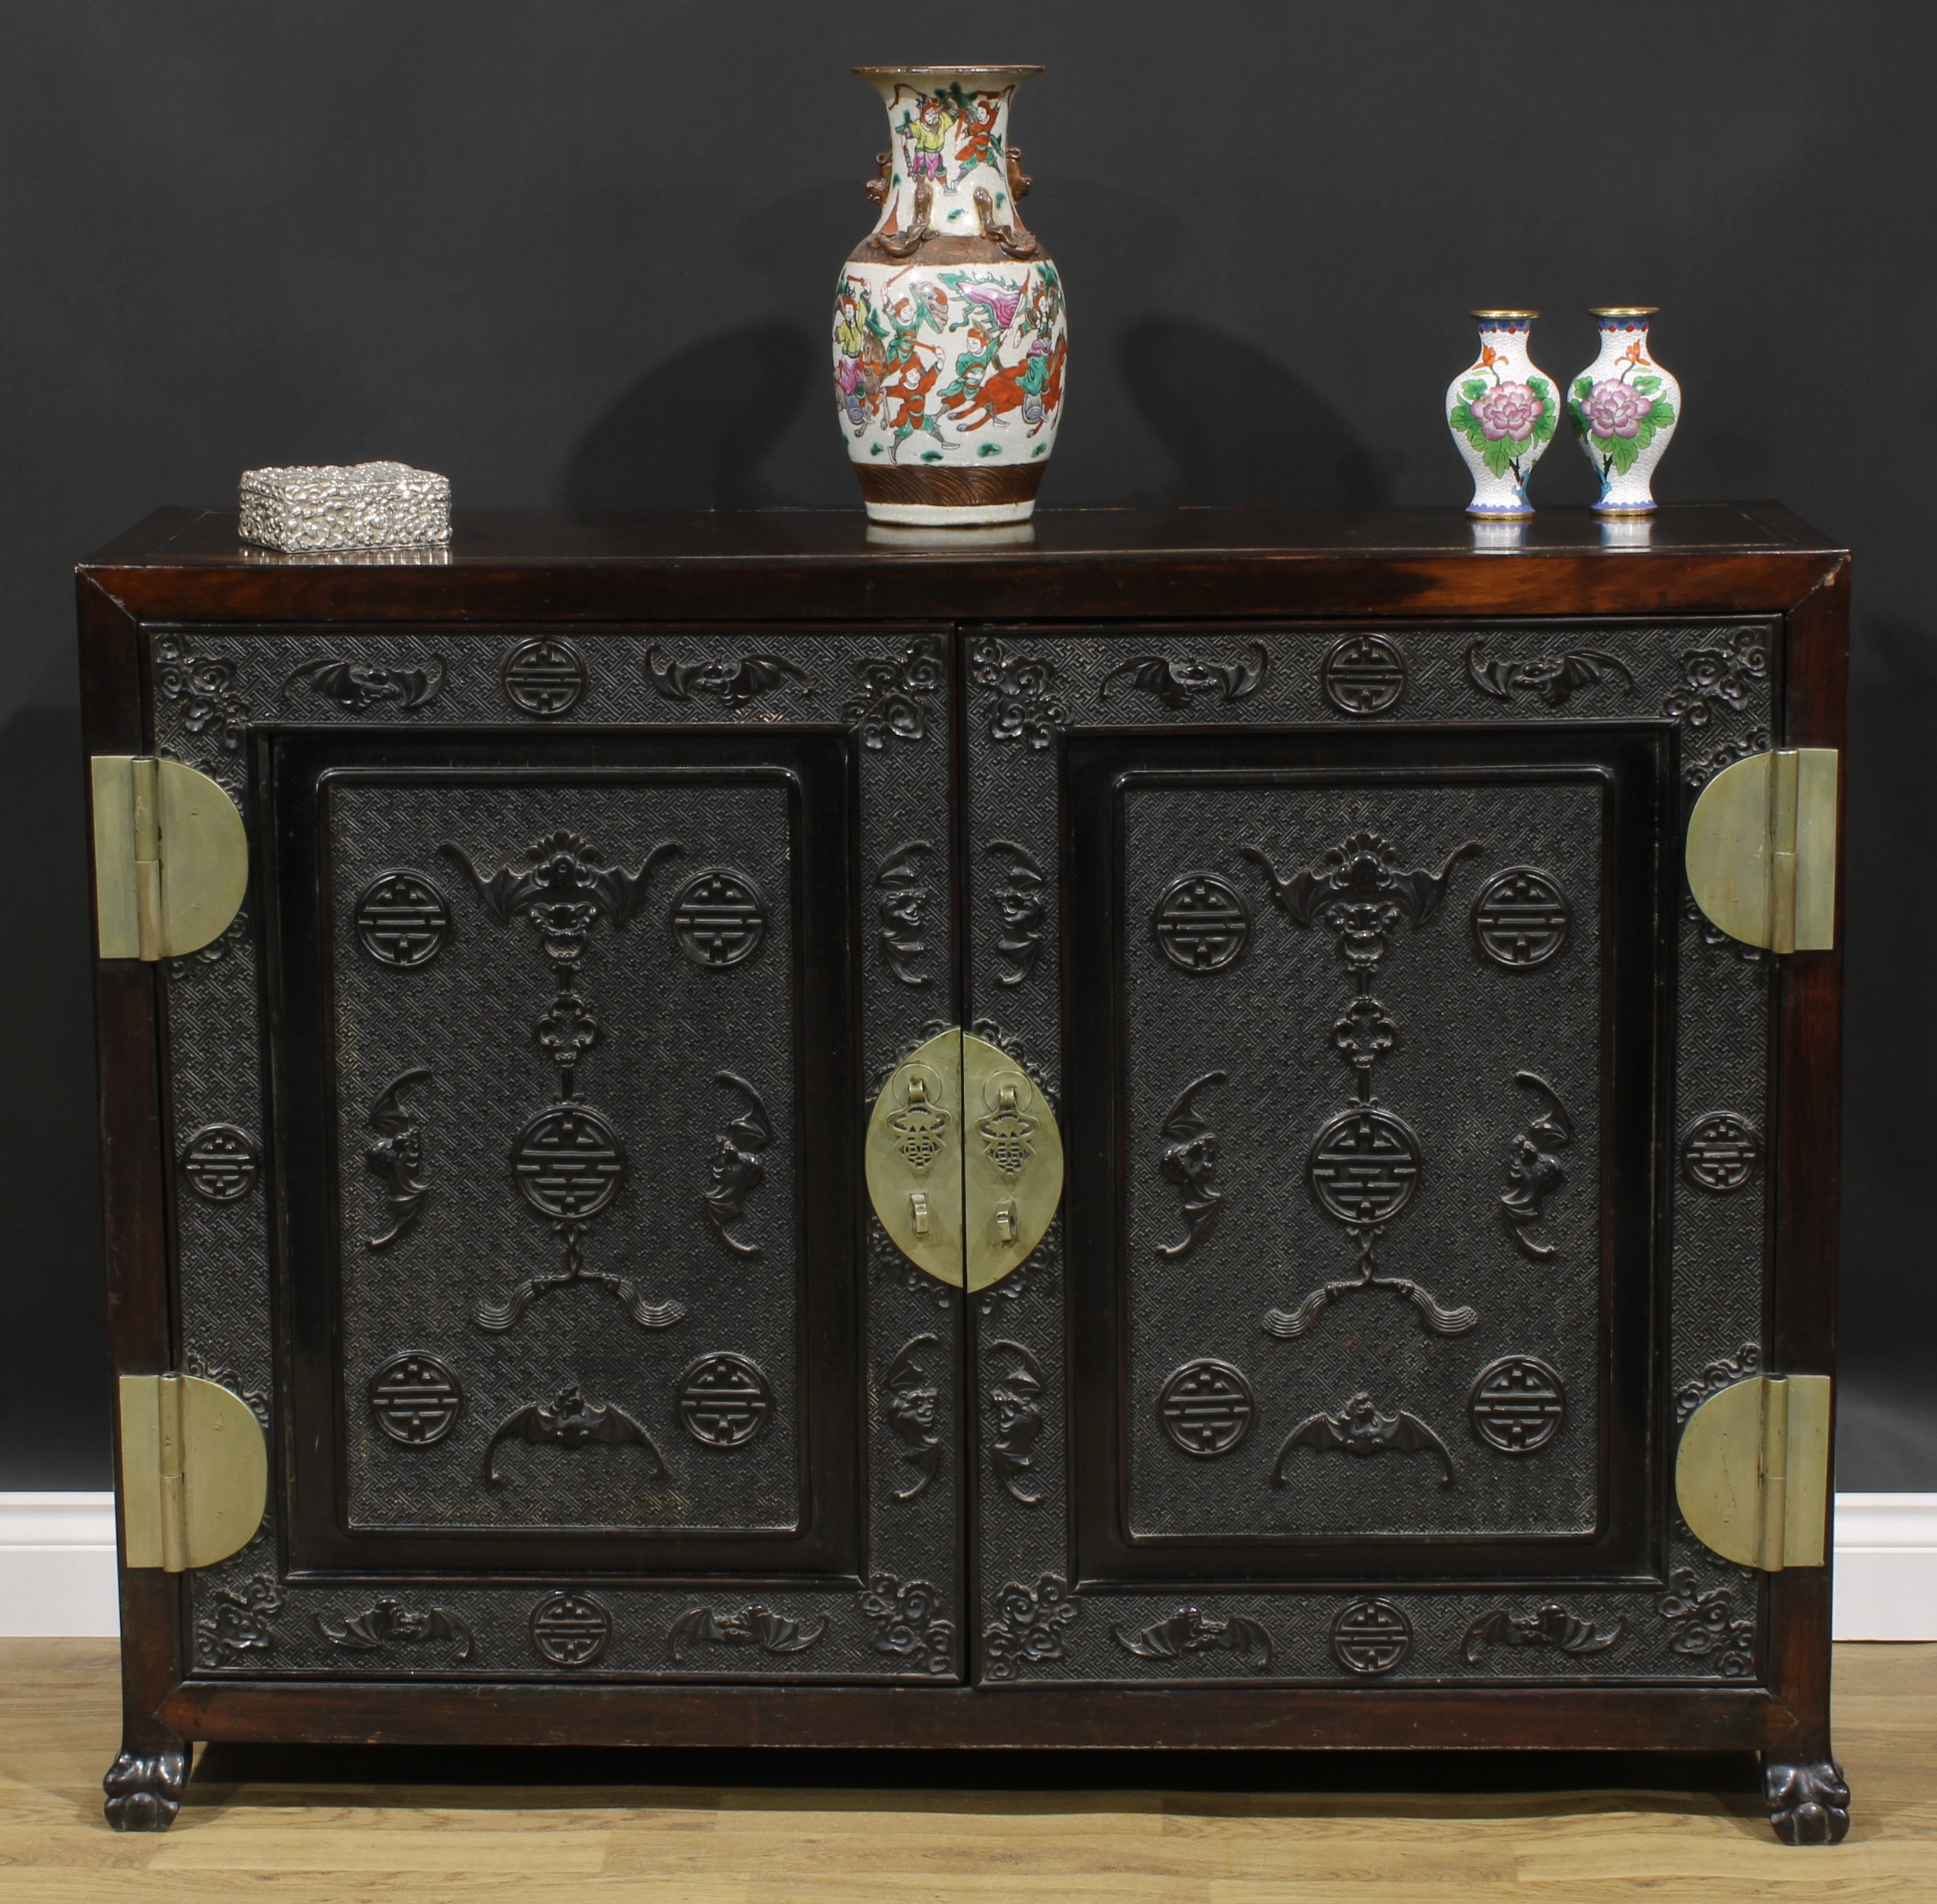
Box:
[1764,1756,1850,1845]
[103,1744,188,1830]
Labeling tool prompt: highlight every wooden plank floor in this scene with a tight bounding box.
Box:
[2,1641,1933,1901]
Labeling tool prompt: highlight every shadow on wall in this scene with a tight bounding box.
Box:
[1837,610,1937,1473]
[563,321,821,509]
[1118,318,1396,507]
[0,703,108,1486]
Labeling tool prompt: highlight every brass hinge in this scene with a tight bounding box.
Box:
[865,1027,1065,1294]
[117,1373,268,1571]
[90,756,248,961]
[1686,747,1838,952]
[1675,1373,1832,1570]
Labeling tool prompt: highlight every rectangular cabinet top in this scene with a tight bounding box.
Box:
[79,503,1845,623]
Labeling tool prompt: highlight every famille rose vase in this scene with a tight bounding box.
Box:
[1569,308,1681,514]
[1444,311,1558,518]
[832,65,1067,525]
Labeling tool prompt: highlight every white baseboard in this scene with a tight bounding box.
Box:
[0,1493,121,1636]
[1829,1493,1937,1640]
[2,1490,1932,1641]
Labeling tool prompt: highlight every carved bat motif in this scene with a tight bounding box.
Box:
[364,1067,431,1250]
[1465,640,1636,708]
[1110,1606,1273,1669]
[1500,1071,1573,1260]
[1462,1603,1626,1663]
[1243,834,1483,966]
[280,656,446,711]
[703,1072,772,1259]
[1099,642,1268,710]
[875,840,935,987]
[483,1385,666,1485]
[986,840,1046,988]
[315,1597,473,1661]
[1156,1071,1227,1260]
[884,1333,944,1501]
[988,1339,1045,1506]
[646,648,811,709]
[664,1604,827,1663]
[1274,1390,1456,1487]
[439,833,681,938]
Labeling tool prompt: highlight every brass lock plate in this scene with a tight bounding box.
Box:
[961,1031,1061,1292]
[865,1028,1064,1292]
[865,1029,965,1289]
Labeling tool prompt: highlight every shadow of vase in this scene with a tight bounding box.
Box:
[1118,316,1394,507]
[562,321,821,510]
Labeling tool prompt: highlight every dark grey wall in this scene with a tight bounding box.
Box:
[2,3,1928,1487]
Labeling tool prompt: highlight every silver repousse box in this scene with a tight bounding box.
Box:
[238,462,451,553]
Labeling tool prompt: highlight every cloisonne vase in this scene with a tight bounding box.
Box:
[1569,308,1680,514]
[832,65,1067,525]
[1444,311,1558,518]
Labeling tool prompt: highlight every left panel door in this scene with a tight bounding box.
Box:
[151,622,964,1682]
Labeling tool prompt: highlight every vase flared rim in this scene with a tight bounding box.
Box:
[854,64,1044,81]
[1471,308,1537,321]
[1591,306,1658,317]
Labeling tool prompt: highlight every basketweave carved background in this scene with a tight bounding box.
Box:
[157,616,1774,1687]
[329,777,803,1534]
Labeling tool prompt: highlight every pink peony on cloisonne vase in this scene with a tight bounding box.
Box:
[832,65,1067,525]
[1445,311,1558,518]
[1569,308,1681,514]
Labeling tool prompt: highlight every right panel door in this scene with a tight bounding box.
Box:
[962,620,1779,1688]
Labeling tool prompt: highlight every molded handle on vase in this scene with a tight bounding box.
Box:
[973,186,1038,259]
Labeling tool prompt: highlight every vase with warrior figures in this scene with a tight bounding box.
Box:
[1568,308,1681,514]
[832,65,1067,525]
[1444,311,1558,518]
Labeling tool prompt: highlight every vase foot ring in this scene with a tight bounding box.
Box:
[864,499,1037,527]
[1593,503,1659,517]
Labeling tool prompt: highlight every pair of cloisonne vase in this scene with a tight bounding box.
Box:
[1446,308,1680,520]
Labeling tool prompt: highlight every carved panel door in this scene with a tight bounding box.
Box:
[962,622,1777,1688]
[157,625,963,1682]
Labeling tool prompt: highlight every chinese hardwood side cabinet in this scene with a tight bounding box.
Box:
[79,505,1849,1844]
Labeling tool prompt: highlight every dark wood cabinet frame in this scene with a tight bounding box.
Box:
[79,503,1846,1840]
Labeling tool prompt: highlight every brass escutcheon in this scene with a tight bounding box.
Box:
[865,1029,1064,1291]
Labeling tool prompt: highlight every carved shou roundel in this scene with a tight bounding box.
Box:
[179,1124,259,1202]
[1307,1107,1422,1225]
[366,1352,463,1446]
[353,870,451,967]
[1468,1355,1566,1454]
[1471,866,1572,968]
[512,1104,626,1218]
[501,638,588,717]
[1681,1112,1763,1193]
[1320,633,1409,716]
[669,868,766,967]
[676,1352,773,1448]
[1156,1359,1254,1457]
[1332,1599,1412,1675]
[529,1591,611,1666]
[1152,872,1251,973]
